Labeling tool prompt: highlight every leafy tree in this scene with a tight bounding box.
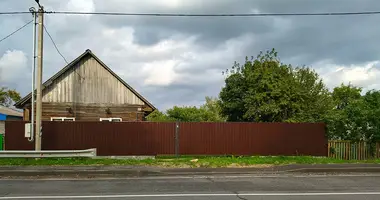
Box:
[219,73,246,121]
[362,90,380,142]
[340,98,369,141]
[332,83,362,110]
[166,106,209,122]
[0,87,21,107]
[325,84,380,142]
[146,110,174,122]
[289,67,333,122]
[200,96,226,122]
[219,49,332,122]
[325,84,364,140]
[147,97,225,122]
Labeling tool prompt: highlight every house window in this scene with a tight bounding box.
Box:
[51,117,75,121]
[99,118,122,122]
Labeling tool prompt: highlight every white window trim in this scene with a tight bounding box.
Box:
[99,118,122,122]
[51,117,76,121]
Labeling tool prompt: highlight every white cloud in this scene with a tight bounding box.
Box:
[0,50,28,84]
[44,0,95,30]
[94,0,204,12]
[316,60,380,91]
[150,0,182,8]
[67,0,95,12]
[142,60,179,86]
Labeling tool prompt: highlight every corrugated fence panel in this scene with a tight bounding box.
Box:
[42,122,176,156]
[5,121,326,156]
[5,121,175,156]
[179,122,327,156]
[4,121,34,150]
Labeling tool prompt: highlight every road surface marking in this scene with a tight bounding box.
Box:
[2,192,380,199]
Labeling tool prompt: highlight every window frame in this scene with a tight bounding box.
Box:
[51,117,76,121]
[99,118,122,122]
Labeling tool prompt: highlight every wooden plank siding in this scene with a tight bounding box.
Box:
[25,102,145,121]
[42,55,145,105]
[17,50,154,122]
[23,109,30,121]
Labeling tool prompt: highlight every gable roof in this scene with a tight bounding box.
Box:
[15,49,155,110]
[0,105,23,117]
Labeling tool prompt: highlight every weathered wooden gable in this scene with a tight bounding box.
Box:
[42,54,145,105]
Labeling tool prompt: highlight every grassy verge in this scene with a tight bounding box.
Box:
[1,156,380,168]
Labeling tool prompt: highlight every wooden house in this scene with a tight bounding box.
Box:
[15,49,155,122]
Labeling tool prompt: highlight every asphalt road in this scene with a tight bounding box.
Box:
[1,174,380,199]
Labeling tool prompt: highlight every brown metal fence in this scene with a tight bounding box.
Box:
[179,122,326,156]
[5,121,327,156]
[5,121,176,156]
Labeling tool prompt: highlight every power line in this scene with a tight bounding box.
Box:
[43,25,68,64]
[0,20,33,43]
[2,10,380,17]
[43,24,84,80]
[0,11,30,15]
[46,10,380,17]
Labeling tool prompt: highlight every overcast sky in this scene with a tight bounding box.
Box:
[1,0,380,110]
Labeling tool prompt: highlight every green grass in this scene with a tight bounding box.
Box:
[1,156,380,168]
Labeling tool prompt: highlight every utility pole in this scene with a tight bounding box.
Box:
[35,6,44,151]
[28,7,37,142]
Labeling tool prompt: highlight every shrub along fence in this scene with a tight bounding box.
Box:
[328,140,380,160]
[5,121,327,156]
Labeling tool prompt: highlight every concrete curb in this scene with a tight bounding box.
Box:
[1,164,380,178]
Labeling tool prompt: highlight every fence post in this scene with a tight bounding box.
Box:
[175,121,180,157]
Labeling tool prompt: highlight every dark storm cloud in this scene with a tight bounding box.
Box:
[131,26,176,46]
[132,17,274,48]
[143,80,223,109]
[94,0,274,48]
[94,0,380,66]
